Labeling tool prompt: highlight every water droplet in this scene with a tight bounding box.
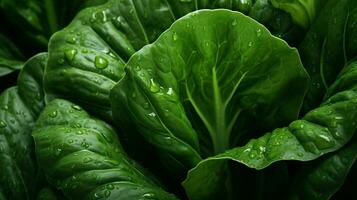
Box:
[256,29,262,37]
[142,193,155,198]
[0,120,7,128]
[49,111,58,118]
[179,0,192,2]
[134,65,141,71]
[248,42,253,47]
[68,139,74,144]
[334,116,343,120]
[148,112,156,117]
[106,184,114,190]
[259,146,266,153]
[71,105,82,111]
[66,37,77,44]
[83,157,92,163]
[77,130,83,135]
[65,49,77,61]
[297,152,304,157]
[149,78,160,93]
[81,141,90,148]
[166,88,174,95]
[94,56,108,69]
[55,148,62,156]
[81,49,88,53]
[172,32,178,41]
[129,9,134,14]
[249,151,257,158]
[116,16,122,23]
[232,19,237,26]
[2,105,8,110]
[300,124,305,128]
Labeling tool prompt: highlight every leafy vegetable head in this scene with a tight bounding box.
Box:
[110,9,309,177]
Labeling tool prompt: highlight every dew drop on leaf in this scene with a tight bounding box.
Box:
[172,32,178,41]
[83,157,92,163]
[0,120,7,128]
[149,78,160,93]
[66,37,77,44]
[94,56,109,69]
[65,49,77,61]
[256,29,262,37]
[71,105,82,111]
[48,111,58,118]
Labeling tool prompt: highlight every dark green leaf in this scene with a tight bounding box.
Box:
[0,33,24,77]
[110,9,309,179]
[289,137,356,200]
[0,53,46,200]
[32,99,177,200]
[299,0,357,113]
[45,0,313,120]
[182,59,357,200]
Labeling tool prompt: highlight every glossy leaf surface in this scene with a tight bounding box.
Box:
[32,99,177,200]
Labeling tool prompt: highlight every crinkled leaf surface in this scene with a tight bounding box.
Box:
[110,10,309,179]
[182,59,357,200]
[0,53,46,200]
[32,99,177,200]
[289,137,356,200]
[45,0,311,120]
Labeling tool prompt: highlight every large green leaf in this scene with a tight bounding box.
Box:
[0,53,46,200]
[32,99,177,200]
[289,137,356,200]
[182,60,357,200]
[299,0,357,113]
[45,0,315,120]
[110,10,309,179]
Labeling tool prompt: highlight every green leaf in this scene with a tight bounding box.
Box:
[299,0,357,113]
[0,33,24,77]
[271,0,327,29]
[32,99,177,200]
[0,53,46,200]
[289,137,356,200]
[182,60,357,200]
[45,0,310,121]
[0,0,108,48]
[110,9,309,179]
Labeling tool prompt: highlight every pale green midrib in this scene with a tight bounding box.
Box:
[212,67,229,154]
[342,9,350,64]
[134,79,201,164]
[320,37,328,90]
